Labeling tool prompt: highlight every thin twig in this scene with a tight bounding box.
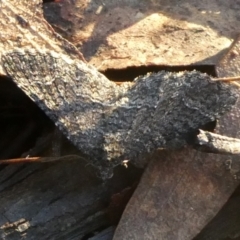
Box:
[194,129,240,155]
[214,76,240,82]
[214,76,240,87]
[0,155,82,164]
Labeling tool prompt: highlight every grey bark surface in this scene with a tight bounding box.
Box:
[0,156,139,240]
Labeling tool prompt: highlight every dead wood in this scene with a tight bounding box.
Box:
[195,130,240,155]
[0,157,141,240]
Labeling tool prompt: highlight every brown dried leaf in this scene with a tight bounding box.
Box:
[44,0,240,70]
[113,147,240,240]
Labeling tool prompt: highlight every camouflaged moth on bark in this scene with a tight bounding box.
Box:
[1,49,238,178]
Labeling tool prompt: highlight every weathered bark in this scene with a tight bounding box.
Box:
[0,157,141,240]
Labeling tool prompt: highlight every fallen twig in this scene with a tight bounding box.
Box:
[0,155,82,164]
[194,129,240,155]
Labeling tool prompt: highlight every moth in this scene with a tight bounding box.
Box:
[1,48,238,178]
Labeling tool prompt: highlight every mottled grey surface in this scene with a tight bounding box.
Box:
[1,49,238,178]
